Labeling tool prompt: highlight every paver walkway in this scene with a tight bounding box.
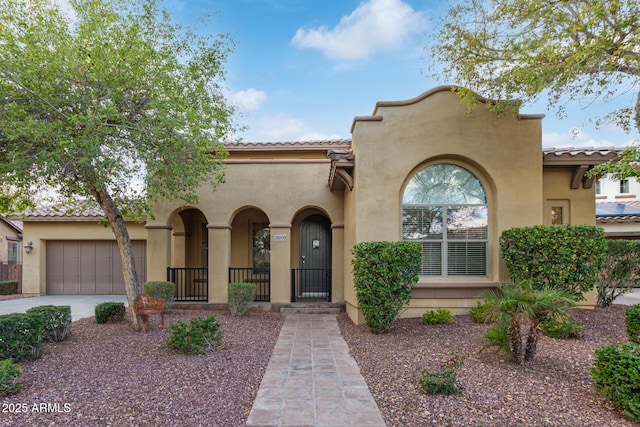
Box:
[245,313,386,427]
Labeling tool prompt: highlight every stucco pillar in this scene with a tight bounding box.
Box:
[171,232,186,267]
[145,224,172,282]
[269,223,292,304]
[331,224,345,303]
[208,224,231,304]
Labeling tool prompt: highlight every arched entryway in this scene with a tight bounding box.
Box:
[292,212,332,302]
[167,207,208,301]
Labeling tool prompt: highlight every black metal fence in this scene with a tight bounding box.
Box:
[290,268,331,302]
[228,267,271,302]
[167,267,208,302]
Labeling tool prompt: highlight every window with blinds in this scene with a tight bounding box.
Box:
[402,164,488,277]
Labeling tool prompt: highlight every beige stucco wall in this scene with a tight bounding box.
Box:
[21,221,147,295]
[345,88,544,323]
[149,158,346,304]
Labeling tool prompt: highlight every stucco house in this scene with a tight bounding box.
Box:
[18,87,618,324]
[0,215,23,286]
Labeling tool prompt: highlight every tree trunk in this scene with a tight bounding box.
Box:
[91,187,142,331]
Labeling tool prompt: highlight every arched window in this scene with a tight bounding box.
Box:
[402,163,488,277]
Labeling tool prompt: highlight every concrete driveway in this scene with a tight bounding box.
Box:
[0,295,128,321]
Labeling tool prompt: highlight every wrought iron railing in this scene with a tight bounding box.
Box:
[228,267,270,302]
[167,267,208,302]
[290,268,331,302]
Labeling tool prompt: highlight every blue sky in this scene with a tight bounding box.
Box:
[70,0,640,148]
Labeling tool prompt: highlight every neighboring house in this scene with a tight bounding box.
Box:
[0,215,23,287]
[596,175,640,238]
[18,87,618,324]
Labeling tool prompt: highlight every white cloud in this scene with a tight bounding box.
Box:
[239,114,345,142]
[291,0,427,60]
[543,128,634,149]
[230,88,267,110]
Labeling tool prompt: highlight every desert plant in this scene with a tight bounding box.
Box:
[26,305,71,342]
[421,308,454,325]
[626,304,640,344]
[228,282,256,316]
[420,352,463,395]
[95,302,125,324]
[469,301,490,323]
[480,282,576,364]
[597,240,640,307]
[351,241,421,333]
[500,225,607,300]
[167,315,224,355]
[0,359,22,396]
[591,343,640,422]
[540,317,584,339]
[143,281,176,312]
[0,313,43,361]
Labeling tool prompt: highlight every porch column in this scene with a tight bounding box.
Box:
[269,223,292,304]
[331,224,345,303]
[208,223,231,304]
[145,224,172,282]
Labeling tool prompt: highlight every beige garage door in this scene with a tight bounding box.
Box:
[46,240,146,295]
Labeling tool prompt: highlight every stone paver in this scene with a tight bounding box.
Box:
[246,314,386,427]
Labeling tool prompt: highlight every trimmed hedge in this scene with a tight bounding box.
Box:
[228,282,256,316]
[627,304,640,345]
[143,281,176,312]
[95,302,125,324]
[0,281,18,295]
[591,343,640,422]
[421,308,454,325]
[0,313,43,361]
[352,241,421,333]
[26,305,71,342]
[500,225,607,300]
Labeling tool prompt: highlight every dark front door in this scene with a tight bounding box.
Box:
[299,215,331,298]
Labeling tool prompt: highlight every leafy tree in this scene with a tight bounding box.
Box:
[430,0,640,136]
[0,0,235,329]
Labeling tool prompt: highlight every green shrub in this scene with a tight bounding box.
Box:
[228,282,256,316]
[626,305,640,344]
[0,313,43,361]
[421,308,454,325]
[95,302,125,324]
[351,241,421,334]
[26,305,71,342]
[500,225,607,300]
[0,359,22,396]
[420,352,463,395]
[597,240,640,307]
[469,301,490,323]
[143,281,176,312]
[591,343,640,422]
[540,317,584,339]
[0,281,18,295]
[167,315,224,354]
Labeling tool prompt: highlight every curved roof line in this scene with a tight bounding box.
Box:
[351,86,545,133]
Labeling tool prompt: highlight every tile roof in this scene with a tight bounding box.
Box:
[0,216,22,232]
[596,201,640,223]
[226,139,351,149]
[18,202,105,221]
[543,146,622,157]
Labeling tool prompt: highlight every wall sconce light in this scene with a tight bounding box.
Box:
[24,242,33,255]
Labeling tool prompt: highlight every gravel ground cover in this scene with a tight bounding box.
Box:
[338,305,637,427]
[0,309,284,427]
[1,302,637,427]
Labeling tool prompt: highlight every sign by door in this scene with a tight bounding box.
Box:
[273,234,287,242]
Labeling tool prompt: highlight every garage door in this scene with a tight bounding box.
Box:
[46,240,146,295]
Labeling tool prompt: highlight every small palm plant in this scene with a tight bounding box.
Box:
[480,282,576,364]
